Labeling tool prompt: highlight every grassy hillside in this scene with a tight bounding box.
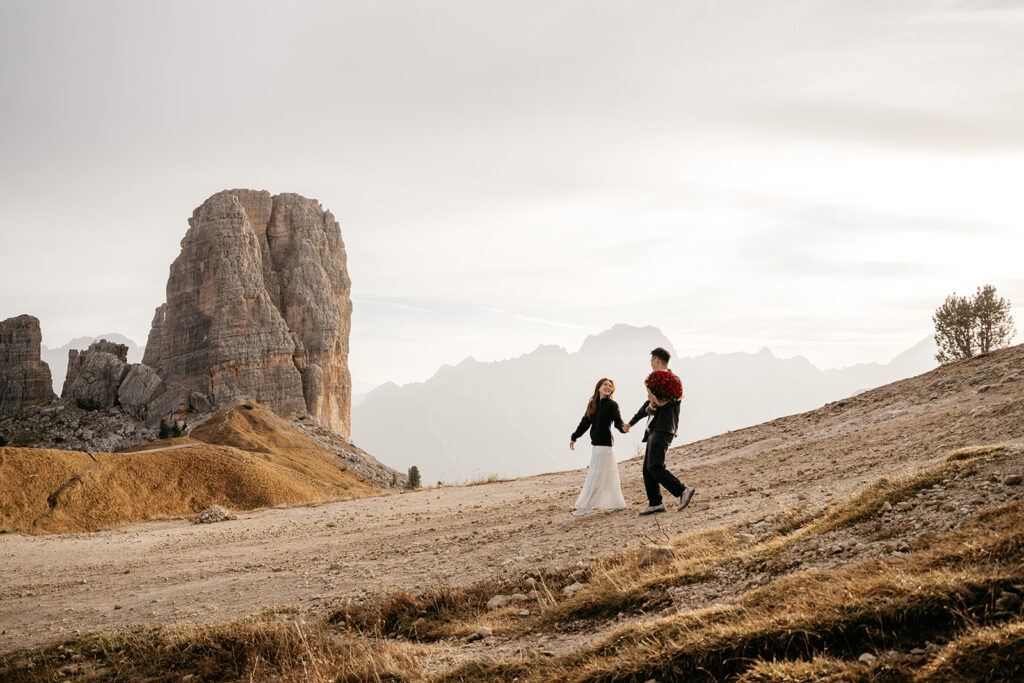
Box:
[2,443,1021,681]
[0,402,387,534]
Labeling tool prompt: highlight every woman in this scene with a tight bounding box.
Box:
[569,378,628,516]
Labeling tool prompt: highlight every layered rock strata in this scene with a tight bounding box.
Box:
[0,315,56,416]
[143,190,352,435]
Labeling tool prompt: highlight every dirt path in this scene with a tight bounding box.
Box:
[2,347,1022,655]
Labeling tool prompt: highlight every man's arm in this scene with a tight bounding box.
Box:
[628,401,650,427]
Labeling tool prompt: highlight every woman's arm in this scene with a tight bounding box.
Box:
[611,400,625,433]
[571,415,591,443]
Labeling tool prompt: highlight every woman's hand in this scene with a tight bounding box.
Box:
[569,441,575,451]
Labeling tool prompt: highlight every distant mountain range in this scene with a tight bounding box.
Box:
[42,334,143,394]
[351,325,937,484]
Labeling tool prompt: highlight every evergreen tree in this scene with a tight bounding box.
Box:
[407,465,421,490]
[158,418,171,439]
[934,285,1016,363]
[973,284,1016,354]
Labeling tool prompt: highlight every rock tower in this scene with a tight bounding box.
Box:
[0,315,56,415]
[143,190,352,436]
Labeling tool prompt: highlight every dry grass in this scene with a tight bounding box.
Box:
[777,443,1007,537]
[0,402,385,534]
[0,616,426,683]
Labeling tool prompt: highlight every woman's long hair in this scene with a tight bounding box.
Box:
[585,378,614,417]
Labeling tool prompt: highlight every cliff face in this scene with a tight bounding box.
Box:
[0,315,56,416]
[143,190,352,436]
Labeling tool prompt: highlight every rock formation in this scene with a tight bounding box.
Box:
[62,340,131,410]
[143,190,352,435]
[0,315,56,416]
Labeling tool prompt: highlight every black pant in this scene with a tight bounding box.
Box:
[643,431,684,506]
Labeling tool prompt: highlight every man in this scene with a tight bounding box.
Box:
[624,347,695,515]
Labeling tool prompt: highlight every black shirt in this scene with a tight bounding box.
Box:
[571,397,625,447]
[629,398,681,437]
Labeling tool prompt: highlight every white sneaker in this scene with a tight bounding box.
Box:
[571,508,593,517]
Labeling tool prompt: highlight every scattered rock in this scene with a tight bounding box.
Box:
[996,592,1022,612]
[880,501,893,512]
[562,582,585,597]
[1005,475,1022,486]
[466,626,493,642]
[193,506,235,524]
[486,595,511,610]
[858,652,877,664]
[638,544,675,567]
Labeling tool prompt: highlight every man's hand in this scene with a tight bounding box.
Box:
[622,423,631,433]
[569,441,575,451]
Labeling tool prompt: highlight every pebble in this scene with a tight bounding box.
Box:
[1005,475,1022,486]
[562,582,584,597]
[858,652,877,664]
[486,595,510,610]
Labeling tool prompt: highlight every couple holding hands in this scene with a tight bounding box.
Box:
[569,346,695,517]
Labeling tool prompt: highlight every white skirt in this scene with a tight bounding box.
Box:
[574,445,627,511]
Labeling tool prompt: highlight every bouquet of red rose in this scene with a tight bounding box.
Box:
[645,370,682,414]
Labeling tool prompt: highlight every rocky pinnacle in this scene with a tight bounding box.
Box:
[143,190,352,436]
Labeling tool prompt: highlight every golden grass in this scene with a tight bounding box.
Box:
[778,443,1008,537]
[0,617,427,683]
[0,402,385,534]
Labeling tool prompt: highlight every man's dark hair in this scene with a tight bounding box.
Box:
[651,347,671,363]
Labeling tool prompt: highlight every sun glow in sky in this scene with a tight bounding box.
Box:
[1,1,1022,389]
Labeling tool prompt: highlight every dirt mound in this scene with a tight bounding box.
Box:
[0,403,389,535]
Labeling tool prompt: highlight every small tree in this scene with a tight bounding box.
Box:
[973,284,1016,354]
[407,465,421,490]
[934,284,1016,364]
[0,433,6,447]
[158,418,172,439]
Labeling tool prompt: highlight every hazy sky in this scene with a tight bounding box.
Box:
[2,1,1022,389]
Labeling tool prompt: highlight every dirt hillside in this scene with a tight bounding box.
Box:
[0,344,1022,663]
[0,403,389,535]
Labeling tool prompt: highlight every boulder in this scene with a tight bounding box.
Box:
[0,315,56,416]
[638,544,676,567]
[62,340,131,410]
[143,190,352,436]
[117,364,165,420]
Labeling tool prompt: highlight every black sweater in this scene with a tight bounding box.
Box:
[571,397,625,447]
[629,398,681,438]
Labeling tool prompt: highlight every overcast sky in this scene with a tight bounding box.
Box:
[2,0,1022,389]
